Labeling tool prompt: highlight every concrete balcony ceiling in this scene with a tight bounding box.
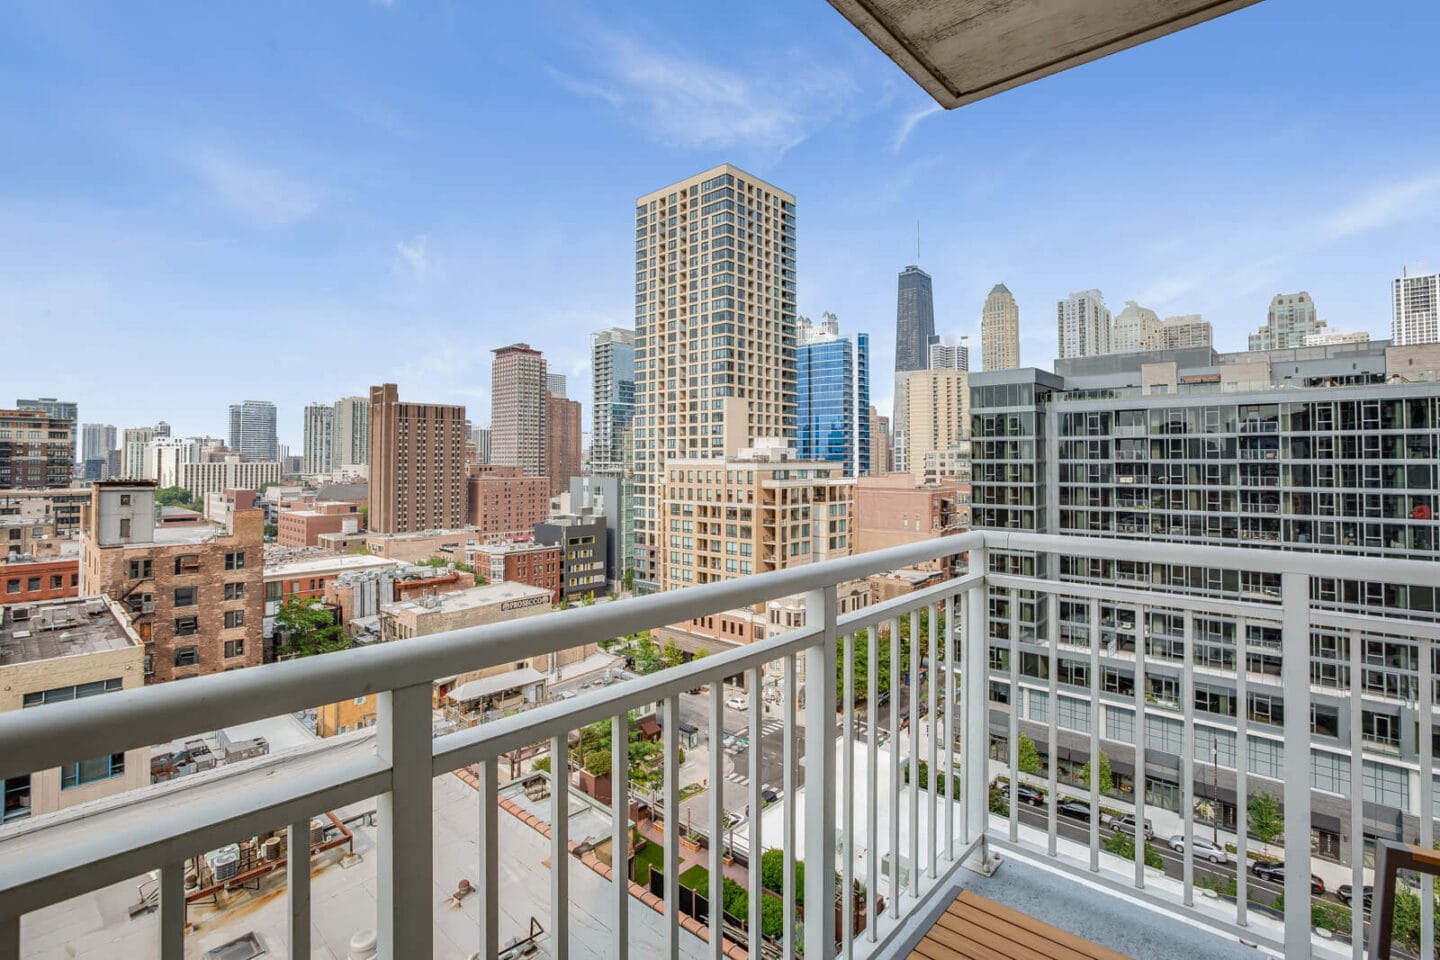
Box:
[828,0,1263,108]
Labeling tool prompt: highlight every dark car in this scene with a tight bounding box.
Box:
[1336,884,1373,909]
[1057,799,1093,822]
[1252,861,1325,895]
[996,782,1044,807]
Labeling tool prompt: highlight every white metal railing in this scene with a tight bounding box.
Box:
[0,531,1438,960]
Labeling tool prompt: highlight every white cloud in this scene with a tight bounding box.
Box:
[189,147,322,226]
[1321,171,1440,241]
[551,29,856,154]
[892,103,940,153]
[394,234,433,277]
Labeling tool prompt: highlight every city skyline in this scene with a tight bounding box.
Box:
[3,0,1439,444]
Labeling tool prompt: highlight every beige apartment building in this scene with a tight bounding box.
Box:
[981,283,1020,371]
[1,596,149,824]
[80,481,265,682]
[902,369,969,484]
[632,164,798,591]
[660,441,853,591]
[367,383,467,535]
[490,344,548,478]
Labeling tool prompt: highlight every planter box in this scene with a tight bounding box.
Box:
[680,836,702,853]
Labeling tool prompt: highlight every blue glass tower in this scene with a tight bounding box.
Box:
[796,314,871,477]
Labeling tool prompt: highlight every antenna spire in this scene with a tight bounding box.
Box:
[915,221,921,263]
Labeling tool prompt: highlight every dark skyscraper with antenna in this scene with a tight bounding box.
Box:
[894,264,935,373]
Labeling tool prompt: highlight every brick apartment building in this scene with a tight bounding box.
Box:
[367,383,466,534]
[276,500,365,547]
[80,481,264,682]
[852,473,970,555]
[466,465,552,539]
[0,409,73,489]
[546,393,582,495]
[466,539,563,602]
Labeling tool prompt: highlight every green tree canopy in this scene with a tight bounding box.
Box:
[1247,790,1284,852]
[155,486,200,510]
[660,637,685,670]
[1017,733,1043,775]
[1079,750,1114,794]
[275,598,349,658]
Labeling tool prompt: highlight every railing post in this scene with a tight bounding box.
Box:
[612,712,631,960]
[0,913,15,960]
[804,585,838,960]
[1280,572,1313,959]
[551,734,570,960]
[963,546,992,867]
[288,816,312,958]
[160,859,185,960]
[376,682,433,960]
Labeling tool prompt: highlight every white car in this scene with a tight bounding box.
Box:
[1168,834,1231,864]
[725,695,749,711]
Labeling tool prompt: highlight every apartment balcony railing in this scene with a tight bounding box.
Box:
[1,532,1438,960]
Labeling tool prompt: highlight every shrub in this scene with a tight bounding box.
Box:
[1103,831,1163,869]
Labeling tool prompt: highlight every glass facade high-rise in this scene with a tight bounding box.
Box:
[590,327,636,473]
[1249,291,1324,351]
[227,400,278,461]
[632,164,797,593]
[796,313,870,478]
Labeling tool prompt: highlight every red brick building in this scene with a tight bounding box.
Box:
[1,554,80,605]
[276,500,365,548]
[853,473,970,555]
[466,465,552,539]
[545,394,582,496]
[467,540,562,602]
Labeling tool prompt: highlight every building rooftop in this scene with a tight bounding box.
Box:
[470,538,555,555]
[149,523,229,546]
[0,596,139,666]
[385,581,550,616]
[0,540,83,563]
[263,553,401,579]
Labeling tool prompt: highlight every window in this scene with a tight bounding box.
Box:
[173,646,199,666]
[224,639,244,658]
[21,678,123,707]
[1027,689,1048,722]
[6,579,18,595]
[1311,751,1351,795]
[1362,710,1400,748]
[1248,692,1284,726]
[1247,736,1283,779]
[1104,707,1134,744]
[1145,716,1184,755]
[1310,704,1339,738]
[61,754,125,789]
[1362,761,1410,811]
[27,577,39,592]
[1057,696,1091,732]
[225,551,245,570]
[49,575,62,589]
[224,582,245,601]
[119,494,131,505]
[118,518,130,538]
[1194,726,1237,768]
[173,586,197,607]
[224,610,245,629]
[2,775,30,823]
[127,559,152,580]
[173,617,199,637]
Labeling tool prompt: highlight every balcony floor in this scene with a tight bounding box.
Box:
[889,854,1274,960]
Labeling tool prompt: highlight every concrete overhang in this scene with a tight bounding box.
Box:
[828,0,1263,108]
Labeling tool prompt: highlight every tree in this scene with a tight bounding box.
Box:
[692,647,708,660]
[263,523,278,540]
[1016,733,1043,776]
[155,486,200,510]
[358,505,368,528]
[1248,790,1284,853]
[660,637,685,670]
[634,634,661,675]
[274,598,349,658]
[621,568,634,592]
[1079,750,1114,794]
[1389,883,1440,956]
[1104,831,1164,869]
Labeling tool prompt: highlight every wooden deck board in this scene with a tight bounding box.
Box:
[907,889,1132,960]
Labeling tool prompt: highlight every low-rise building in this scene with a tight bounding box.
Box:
[0,488,92,537]
[534,509,609,601]
[80,481,265,682]
[276,500,365,548]
[1,596,148,824]
[853,473,970,555]
[178,458,282,502]
[203,489,258,528]
[465,539,562,603]
[350,529,476,564]
[1,541,81,606]
[263,552,404,625]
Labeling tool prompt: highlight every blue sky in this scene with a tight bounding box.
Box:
[3,0,1438,447]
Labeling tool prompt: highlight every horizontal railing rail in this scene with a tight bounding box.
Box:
[3,532,1439,960]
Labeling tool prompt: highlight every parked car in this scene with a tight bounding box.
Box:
[725,695,749,711]
[1167,835,1231,864]
[1057,799,1093,822]
[1336,884,1373,909]
[995,782,1044,807]
[761,788,779,804]
[1251,861,1325,895]
[1111,814,1154,840]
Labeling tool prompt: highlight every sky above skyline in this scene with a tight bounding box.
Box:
[3,0,1439,448]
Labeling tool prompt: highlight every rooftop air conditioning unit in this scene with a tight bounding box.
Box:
[10,605,30,621]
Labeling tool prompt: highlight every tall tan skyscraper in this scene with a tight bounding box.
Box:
[981,283,1020,371]
[632,164,797,591]
[903,369,969,484]
[367,383,466,534]
[546,393,582,495]
[333,395,370,469]
[490,343,547,477]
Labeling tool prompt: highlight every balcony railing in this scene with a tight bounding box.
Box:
[1,532,1438,959]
